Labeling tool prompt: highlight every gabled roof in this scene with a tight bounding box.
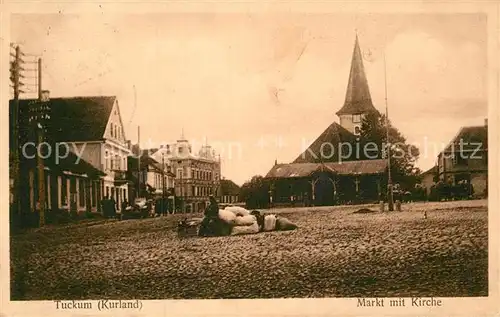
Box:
[220,179,241,195]
[266,159,387,179]
[10,96,116,142]
[336,35,377,116]
[441,125,488,153]
[293,122,359,163]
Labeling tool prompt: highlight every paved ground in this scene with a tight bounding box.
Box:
[10,200,488,299]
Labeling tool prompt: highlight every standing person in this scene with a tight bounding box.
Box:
[109,195,117,219]
[120,199,128,220]
[101,195,109,218]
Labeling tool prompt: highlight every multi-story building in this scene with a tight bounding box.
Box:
[437,119,488,198]
[9,93,121,219]
[151,135,221,213]
[127,152,175,204]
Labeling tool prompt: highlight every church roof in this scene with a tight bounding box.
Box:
[293,122,359,163]
[266,159,387,179]
[336,35,377,116]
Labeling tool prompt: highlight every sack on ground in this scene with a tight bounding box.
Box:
[263,214,277,232]
[230,221,259,236]
[234,215,257,226]
[224,206,251,217]
[219,209,237,225]
[276,216,297,231]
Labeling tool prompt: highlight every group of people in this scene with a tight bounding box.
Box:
[101,196,117,218]
[100,196,130,219]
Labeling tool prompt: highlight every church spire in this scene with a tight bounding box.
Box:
[336,34,376,116]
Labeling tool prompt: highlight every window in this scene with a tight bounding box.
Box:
[106,186,110,198]
[110,155,114,170]
[91,181,97,207]
[110,123,114,137]
[177,168,183,179]
[354,126,361,135]
[105,151,109,170]
[79,179,85,207]
[457,153,468,166]
[353,114,362,123]
[178,147,183,154]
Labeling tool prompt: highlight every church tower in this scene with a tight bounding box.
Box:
[336,35,378,135]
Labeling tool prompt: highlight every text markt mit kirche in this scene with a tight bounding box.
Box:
[54,299,142,311]
[357,297,443,307]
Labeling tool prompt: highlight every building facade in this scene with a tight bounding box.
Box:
[127,153,175,203]
[9,95,107,225]
[420,166,437,197]
[219,178,241,205]
[11,95,132,214]
[437,120,488,198]
[151,136,221,213]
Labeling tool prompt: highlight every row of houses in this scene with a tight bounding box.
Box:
[9,93,241,223]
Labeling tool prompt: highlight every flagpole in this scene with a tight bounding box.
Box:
[383,51,394,211]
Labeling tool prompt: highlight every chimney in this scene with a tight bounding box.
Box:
[484,118,488,127]
[41,90,50,102]
[126,140,131,149]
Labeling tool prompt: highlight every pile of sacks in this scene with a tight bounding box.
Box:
[219,206,298,236]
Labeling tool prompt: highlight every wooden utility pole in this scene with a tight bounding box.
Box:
[383,52,394,211]
[10,45,22,221]
[36,58,46,226]
[162,154,166,215]
[137,125,141,198]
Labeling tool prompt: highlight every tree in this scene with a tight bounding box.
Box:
[239,175,270,209]
[360,111,421,190]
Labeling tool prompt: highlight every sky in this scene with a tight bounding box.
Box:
[11,13,487,186]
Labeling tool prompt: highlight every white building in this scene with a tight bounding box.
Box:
[150,134,221,213]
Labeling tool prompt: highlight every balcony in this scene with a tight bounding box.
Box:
[113,170,128,185]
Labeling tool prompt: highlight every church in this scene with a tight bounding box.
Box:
[265,35,388,207]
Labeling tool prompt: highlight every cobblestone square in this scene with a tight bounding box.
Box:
[10,200,487,299]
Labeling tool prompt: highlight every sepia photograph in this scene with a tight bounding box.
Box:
[4,4,496,314]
